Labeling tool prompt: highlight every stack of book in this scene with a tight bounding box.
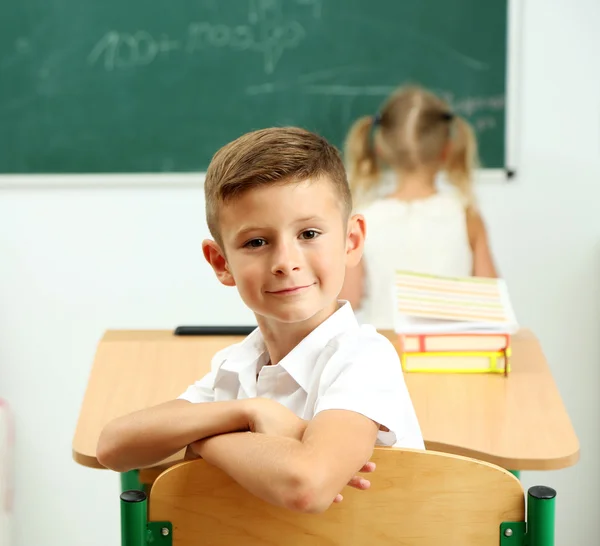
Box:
[394,271,519,375]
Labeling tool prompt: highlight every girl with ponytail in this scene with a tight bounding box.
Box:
[340,85,498,329]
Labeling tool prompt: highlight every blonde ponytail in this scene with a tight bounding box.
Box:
[345,86,482,208]
[344,115,381,205]
[445,116,478,207]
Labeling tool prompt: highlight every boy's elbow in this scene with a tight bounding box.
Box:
[281,468,333,514]
[96,423,131,473]
[96,441,122,472]
[287,492,331,514]
[96,448,130,473]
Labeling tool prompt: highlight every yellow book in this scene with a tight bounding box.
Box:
[401,348,512,374]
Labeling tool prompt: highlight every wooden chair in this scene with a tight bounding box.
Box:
[120,448,556,546]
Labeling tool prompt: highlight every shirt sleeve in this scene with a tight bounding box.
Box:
[314,332,423,448]
[177,345,233,404]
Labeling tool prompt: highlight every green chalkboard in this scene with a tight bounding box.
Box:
[0,0,507,174]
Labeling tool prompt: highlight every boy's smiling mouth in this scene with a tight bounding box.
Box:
[266,283,315,296]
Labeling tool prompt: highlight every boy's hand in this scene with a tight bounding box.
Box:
[332,460,376,503]
[247,398,308,440]
[244,399,379,498]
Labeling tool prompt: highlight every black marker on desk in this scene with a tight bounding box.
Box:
[173,326,256,336]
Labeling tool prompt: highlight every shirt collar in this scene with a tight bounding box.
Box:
[219,326,267,375]
[278,301,358,391]
[219,301,359,392]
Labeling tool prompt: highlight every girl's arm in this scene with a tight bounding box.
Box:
[339,259,365,310]
[467,208,498,277]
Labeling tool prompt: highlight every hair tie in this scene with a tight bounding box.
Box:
[373,113,382,126]
[441,112,455,122]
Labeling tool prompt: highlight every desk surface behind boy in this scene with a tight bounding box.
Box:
[73,327,579,473]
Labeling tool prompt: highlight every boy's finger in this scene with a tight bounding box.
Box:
[333,493,343,503]
[347,476,371,489]
[360,461,376,473]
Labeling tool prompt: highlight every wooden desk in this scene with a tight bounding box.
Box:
[72,329,579,471]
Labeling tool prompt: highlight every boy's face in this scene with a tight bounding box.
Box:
[203,178,365,327]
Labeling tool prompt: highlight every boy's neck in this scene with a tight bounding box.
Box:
[390,168,438,201]
[256,300,340,365]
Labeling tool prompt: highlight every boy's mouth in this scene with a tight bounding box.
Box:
[266,283,314,295]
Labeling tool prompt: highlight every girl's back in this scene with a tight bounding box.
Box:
[359,191,472,329]
[341,85,498,328]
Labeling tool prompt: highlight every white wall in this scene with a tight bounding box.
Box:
[1,0,599,544]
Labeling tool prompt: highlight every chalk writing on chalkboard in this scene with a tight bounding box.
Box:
[88,0,322,74]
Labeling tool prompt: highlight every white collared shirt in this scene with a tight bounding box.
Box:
[178,302,424,448]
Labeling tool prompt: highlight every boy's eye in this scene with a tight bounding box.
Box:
[300,230,319,240]
[245,238,266,248]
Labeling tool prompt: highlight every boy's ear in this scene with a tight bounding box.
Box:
[345,214,366,268]
[202,239,236,287]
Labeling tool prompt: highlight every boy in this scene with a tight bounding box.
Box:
[97,127,423,513]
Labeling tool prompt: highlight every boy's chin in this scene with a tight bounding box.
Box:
[256,299,340,327]
[262,311,314,325]
[255,304,322,325]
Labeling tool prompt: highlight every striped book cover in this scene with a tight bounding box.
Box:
[394,271,519,334]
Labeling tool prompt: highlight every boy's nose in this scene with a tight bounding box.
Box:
[271,242,301,275]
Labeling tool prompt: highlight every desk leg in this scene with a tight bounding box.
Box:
[121,470,143,493]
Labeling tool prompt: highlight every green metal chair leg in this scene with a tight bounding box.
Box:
[121,490,147,546]
[527,485,556,546]
[509,470,521,479]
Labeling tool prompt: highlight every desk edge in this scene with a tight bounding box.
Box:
[425,440,581,471]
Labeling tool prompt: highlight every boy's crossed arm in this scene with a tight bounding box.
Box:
[190,401,379,514]
[96,398,376,512]
[96,399,251,472]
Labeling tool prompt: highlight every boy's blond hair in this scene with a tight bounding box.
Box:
[205,127,352,245]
